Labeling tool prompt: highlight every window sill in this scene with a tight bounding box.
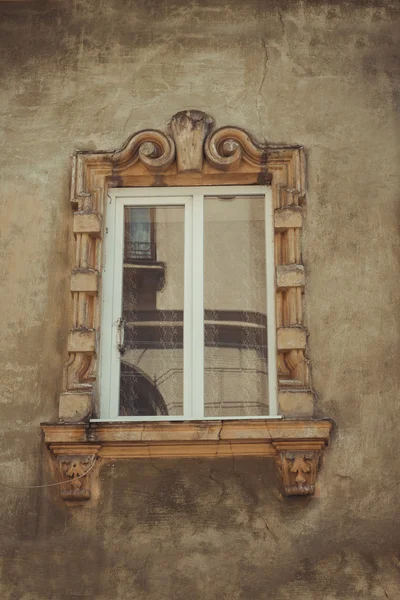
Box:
[41,418,332,500]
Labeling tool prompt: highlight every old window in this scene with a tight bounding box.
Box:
[42,111,332,500]
[99,186,278,420]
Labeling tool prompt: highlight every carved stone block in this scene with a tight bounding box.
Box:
[59,392,92,423]
[274,207,303,230]
[68,329,96,353]
[169,110,214,173]
[275,450,321,496]
[73,212,102,235]
[279,390,314,417]
[57,455,96,501]
[277,327,307,350]
[70,270,99,293]
[276,265,305,289]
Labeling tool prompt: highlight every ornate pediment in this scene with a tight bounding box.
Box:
[107,109,270,175]
[72,110,278,195]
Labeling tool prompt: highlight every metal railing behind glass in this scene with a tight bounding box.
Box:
[124,241,156,262]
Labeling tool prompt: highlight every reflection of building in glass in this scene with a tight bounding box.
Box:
[121,206,184,416]
[120,197,269,418]
[119,361,168,416]
[124,207,156,262]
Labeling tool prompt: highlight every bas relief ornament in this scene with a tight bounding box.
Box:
[41,109,332,501]
[275,450,321,496]
[169,110,214,172]
[57,455,97,501]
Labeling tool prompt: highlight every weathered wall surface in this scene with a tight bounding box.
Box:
[0,1,399,598]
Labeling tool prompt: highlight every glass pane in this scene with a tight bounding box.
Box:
[120,205,184,416]
[124,207,154,261]
[204,195,268,417]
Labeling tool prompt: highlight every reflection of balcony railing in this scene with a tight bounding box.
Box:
[124,241,156,262]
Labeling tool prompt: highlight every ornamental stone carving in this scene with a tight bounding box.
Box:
[169,110,214,172]
[275,450,321,496]
[57,454,97,501]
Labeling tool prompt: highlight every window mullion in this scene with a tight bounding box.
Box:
[183,197,193,419]
[99,193,117,419]
[191,193,204,419]
[110,197,125,418]
[265,188,278,416]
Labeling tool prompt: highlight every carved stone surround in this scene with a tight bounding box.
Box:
[41,110,333,499]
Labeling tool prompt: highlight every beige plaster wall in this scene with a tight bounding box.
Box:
[0,0,399,598]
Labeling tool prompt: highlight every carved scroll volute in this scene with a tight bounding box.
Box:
[276,451,321,496]
[169,110,214,173]
[204,126,268,172]
[111,130,176,172]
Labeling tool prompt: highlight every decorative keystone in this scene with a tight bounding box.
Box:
[169,110,214,172]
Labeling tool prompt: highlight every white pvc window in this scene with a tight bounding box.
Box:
[97,186,278,421]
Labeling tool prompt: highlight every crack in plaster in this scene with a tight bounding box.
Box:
[93,89,121,119]
[335,472,353,481]
[256,38,269,140]
[277,8,285,37]
[376,575,391,600]
[149,453,163,474]
[319,552,345,598]
[208,468,224,498]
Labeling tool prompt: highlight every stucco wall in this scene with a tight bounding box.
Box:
[0,1,399,598]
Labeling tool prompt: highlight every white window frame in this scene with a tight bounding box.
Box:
[96,186,279,422]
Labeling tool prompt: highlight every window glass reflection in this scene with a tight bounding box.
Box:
[203,196,269,417]
[120,206,184,416]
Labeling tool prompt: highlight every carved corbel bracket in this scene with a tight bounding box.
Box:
[51,446,100,501]
[273,443,324,496]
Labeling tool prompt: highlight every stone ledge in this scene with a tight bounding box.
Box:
[42,418,332,446]
[41,419,332,498]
